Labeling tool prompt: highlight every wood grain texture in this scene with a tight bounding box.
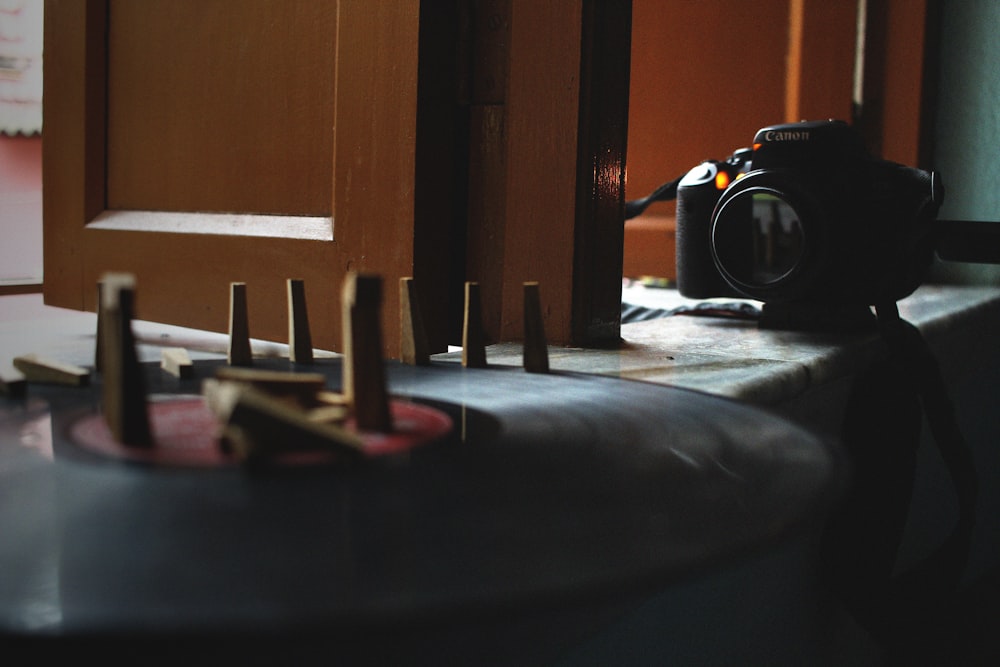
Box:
[105,0,335,216]
[42,0,425,358]
[497,0,582,345]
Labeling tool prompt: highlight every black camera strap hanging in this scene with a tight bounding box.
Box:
[822,299,979,643]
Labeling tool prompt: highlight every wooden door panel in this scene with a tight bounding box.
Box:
[105,0,336,216]
[43,0,423,355]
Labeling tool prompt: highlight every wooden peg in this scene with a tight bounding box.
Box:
[287,278,314,364]
[0,365,26,398]
[228,282,253,367]
[100,273,153,447]
[462,281,487,368]
[341,273,392,432]
[13,353,91,386]
[94,280,104,372]
[160,347,194,379]
[399,277,430,366]
[522,282,550,373]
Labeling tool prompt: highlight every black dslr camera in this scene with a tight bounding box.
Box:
[675,120,942,312]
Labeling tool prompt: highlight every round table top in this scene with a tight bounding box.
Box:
[0,357,841,640]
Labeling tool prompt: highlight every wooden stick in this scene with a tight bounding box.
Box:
[522,282,550,373]
[399,277,430,365]
[13,353,91,386]
[100,273,153,447]
[287,278,314,364]
[462,281,487,368]
[160,347,194,379]
[341,273,392,432]
[228,282,253,367]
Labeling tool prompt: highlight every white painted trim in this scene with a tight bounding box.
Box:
[87,210,334,241]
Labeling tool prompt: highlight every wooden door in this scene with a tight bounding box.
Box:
[43,0,436,356]
[43,0,633,354]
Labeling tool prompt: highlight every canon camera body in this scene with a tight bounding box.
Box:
[675,120,943,307]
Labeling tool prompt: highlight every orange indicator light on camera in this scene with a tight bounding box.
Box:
[715,171,731,190]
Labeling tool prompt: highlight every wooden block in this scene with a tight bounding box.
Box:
[13,353,91,386]
[99,273,153,448]
[160,347,194,379]
[212,382,365,464]
[399,277,430,365]
[341,272,392,432]
[462,281,488,368]
[1,365,26,398]
[287,278,314,364]
[228,282,253,367]
[522,282,550,373]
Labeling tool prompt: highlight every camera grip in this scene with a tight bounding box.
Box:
[675,184,740,299]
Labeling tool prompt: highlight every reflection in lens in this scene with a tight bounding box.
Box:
[713,191,804,288]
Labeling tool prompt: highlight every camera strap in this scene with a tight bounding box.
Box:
[624,175,683,220]
[823,300,978,641]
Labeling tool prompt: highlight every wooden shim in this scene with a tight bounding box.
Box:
[522,282,550,373]
[209,382,365,464]
[160,347,194,379]
[228,282,253,367]
[13,353,91,386]
[462,281,487,368]
[100,272,153,447]
[0,365,26,398]
[287,278,314,364]
[341,272,392,432]
[399,277,430,366]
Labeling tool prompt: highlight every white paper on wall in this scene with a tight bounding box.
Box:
[0,0,43,136]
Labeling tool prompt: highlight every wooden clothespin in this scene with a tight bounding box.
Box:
[287,278,314,364]
[99,272,153,447]
[399,277,430,365]
[13,353,91,386]
[522,282,549,373]
[341,273,392,432]
[228,282,253,367]
[462,281,487,368]
[208,382,364,464]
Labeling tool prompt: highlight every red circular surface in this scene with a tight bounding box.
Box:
[69,397,454,468]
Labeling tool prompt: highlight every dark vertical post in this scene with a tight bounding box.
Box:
[572,0,633,347]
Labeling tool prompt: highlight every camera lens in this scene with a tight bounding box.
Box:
[712,188,805,292]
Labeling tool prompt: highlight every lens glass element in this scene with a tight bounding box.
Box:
[713,190,805,288]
